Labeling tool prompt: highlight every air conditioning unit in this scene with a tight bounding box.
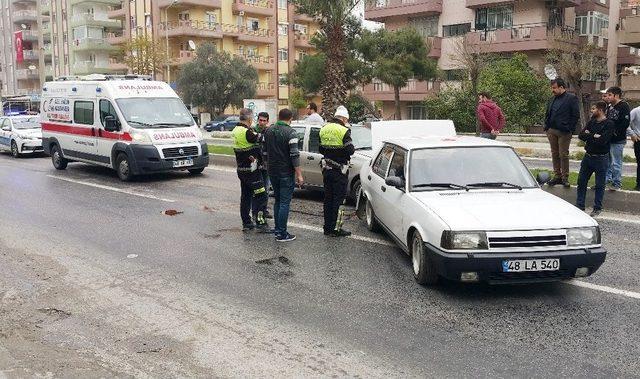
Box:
[239,11,245,16]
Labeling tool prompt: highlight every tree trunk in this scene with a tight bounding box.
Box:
[394,86,401,120]
[576,86,586,130]
[320,23,348,120]
[471,74,480,136]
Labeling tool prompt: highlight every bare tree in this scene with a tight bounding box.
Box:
[117,34,168,77]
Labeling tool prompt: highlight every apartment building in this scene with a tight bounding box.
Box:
[104,0,317,106]
[0,0,50,98]
[619,0,640,100]
[363,0,624,120]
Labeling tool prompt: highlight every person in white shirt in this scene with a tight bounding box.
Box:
[305,102,324,124]
[628,105,640,190]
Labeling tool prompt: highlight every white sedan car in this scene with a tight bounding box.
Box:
[0,115,43,157]
[359,127,606,285]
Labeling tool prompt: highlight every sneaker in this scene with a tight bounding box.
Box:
[256,224,275,234]
[547,177,562,186]
[608,184,620,192]
[590,209,602,217]
[562,180,571,188]
[276,232,296,242]
[242,223,255,232]
[330,229,352,237]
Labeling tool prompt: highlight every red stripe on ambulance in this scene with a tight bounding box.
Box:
[42,122,133,141]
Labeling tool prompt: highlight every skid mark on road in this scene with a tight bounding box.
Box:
[47,175,176,203]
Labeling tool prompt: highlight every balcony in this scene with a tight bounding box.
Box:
[70,0,121,5]
[43,43,52,56]
[16,68,40,80]
[171,50,195,66]
[45,65,53,77]
[466,23,579,53]
[235,26,275,44]
[618,46,640,66]
[159,20,223,39]
[427,36,441,58]
[73,61,118,75]
[365,0,442,22]
[621,74,640,101]
[466,0,579,7]
[236,54,275,71]
[619,14,640,48]
[293,33,312,48]
[256,82,276,97]
[158,0,221,8]
[10,0,37,4]
[106,31,127,45]
[232,0,275,17]
[293,13,314,23]
[42,23,51,34]
[41,0,51,15]
[72,38,118,52]
[13,10,38,22]
[71,13,122,29]
[108,6,126,19]
[22,50,39,60]
[362,79,440,102]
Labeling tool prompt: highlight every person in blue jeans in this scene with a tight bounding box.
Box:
[263,109,304,242]
[602,86,631,191]
[576,101,614,217]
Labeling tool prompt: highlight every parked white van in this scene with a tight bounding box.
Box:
[41,75,209,181]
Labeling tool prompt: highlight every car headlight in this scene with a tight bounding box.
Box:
[130,130,152,145]
[567,226,600,246]
[441,231,488,251]
[18,134,32,140]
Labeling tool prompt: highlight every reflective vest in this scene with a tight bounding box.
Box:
[232,125,258,151]
[319,122,348,148]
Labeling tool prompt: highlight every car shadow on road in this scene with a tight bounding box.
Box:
[59,163,206,184]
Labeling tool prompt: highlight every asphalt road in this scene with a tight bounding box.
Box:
[1,153,640,377]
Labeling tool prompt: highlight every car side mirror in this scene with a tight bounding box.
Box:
[385,176,405,189]
[537,171,551,185]
[104,115,119,132]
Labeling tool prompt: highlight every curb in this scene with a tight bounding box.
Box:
[208,154,640,215]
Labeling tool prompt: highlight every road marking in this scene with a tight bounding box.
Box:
[46,175,176,203]
[205,166,236,173]
[564,280,640,300]
[598,215,640,226]
[288,222,396,247]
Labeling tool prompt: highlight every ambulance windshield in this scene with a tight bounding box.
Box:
[116,98,195,128]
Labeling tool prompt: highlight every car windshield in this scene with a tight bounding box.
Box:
[351,126,372,150]
[116,98,194,128]
[12,117,40,130]
[410,147,537,191]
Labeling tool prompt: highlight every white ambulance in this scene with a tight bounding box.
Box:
[41,75,209,181]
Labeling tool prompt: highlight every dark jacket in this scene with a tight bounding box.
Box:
[476,101,506,133]
[319,118,355,166]
[264,121,301,177]
[232,123,262,171]
[607,101,631,143]
[545,92,580,134]
[579,117,614,155]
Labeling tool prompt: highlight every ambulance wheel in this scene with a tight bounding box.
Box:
[51,144,67,170]
[11,141,20,158]
[188,168,205,175]
[116,153,134,182]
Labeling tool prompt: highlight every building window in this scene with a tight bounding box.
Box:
[410,16,438,37]
[278,23,288,35]
[278,74,287,86]
[297,51,307,61]
[247,45,258,57]
[248,18,259,31]
[443,23,471,37]
[278,48,288,61]
[407,103,427,120]
[475,5,513,30]
[575,11,609,37]
[206,12,217,27]
[293,23,307,35]
[178,12,190,21]
[278,0,287,9]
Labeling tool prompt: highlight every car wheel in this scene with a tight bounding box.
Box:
[116,153,134,182]
[411,231,438,285]
[10,141,20,158]
[188,167,205,175]
[365,198,380,232]
[219,126,224,132]
[51,144,68,170]
[350,177,361,203]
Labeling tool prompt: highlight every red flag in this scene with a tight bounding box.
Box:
[15,31,23,63]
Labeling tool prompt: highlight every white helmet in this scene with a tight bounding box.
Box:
[334,105,349,120]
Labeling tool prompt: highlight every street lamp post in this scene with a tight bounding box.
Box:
[165,0,179,85]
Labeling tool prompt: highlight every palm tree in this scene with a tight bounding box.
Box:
[290,0,366,119]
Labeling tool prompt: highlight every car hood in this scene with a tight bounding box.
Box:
[16,128,42,138]
[412,189,597,231]
[149,127,202,144]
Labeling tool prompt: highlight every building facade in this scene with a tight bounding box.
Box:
[363,0,635,120]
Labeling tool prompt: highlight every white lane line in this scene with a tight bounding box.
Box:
[288,222,396,247]
[46,175,176,203]
[564,280,640,300]
[205,166,236,173]
[597,215,640,226]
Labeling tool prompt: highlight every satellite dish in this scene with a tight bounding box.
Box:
[21,24,27,29]
[544,64,558,80]
[28,65,36,70]
[188,40,196,50]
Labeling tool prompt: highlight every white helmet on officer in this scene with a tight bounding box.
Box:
[334,105,350,126]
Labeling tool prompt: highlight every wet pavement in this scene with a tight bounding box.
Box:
[0,153,639,377]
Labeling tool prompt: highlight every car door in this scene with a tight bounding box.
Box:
[377,147,407,239]
[303,125,324,188]
[0,118,10,150]
[366,144,394,225]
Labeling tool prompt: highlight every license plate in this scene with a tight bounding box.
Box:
[502,259,560,272]
[172,158,193,168]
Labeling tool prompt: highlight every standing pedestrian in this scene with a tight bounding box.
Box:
[319,105,355,237]
[602,86,631,191]
[576,101,614,217]
[544,78,580,187]
[628,105,640,191]
[305,102,324,124]
[232,108,269,232]
[476,92,505,140]
[256,111,273,218]
[264,108,304,242]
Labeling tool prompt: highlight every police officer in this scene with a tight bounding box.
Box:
[232,108,269,232]
[319,105,355,237]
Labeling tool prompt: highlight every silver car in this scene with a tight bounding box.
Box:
[291,122,373,200]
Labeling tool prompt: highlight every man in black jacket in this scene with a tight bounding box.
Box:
[576,101,614,217]
[603,86,631,191]
[544,78,580,187]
